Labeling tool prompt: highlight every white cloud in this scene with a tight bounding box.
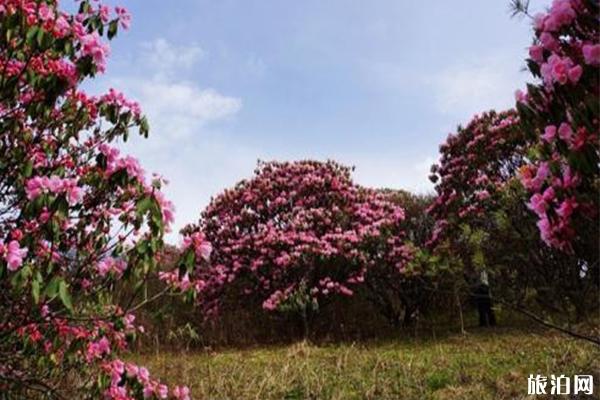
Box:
[108,39,242,145]
[140,38,205,78]
[429,54,528,120]
[130,80,242,141]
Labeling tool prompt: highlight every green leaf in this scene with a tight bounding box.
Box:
[58,280,73,312]
[36,27,45,48]
[26,26,38,45]
[44,277,60,299]
[107,20,118,39]
[139,116,150,137]
[136,196,153,217]
[32,277,40,304]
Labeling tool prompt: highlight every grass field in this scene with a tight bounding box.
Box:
[128,327,600,400]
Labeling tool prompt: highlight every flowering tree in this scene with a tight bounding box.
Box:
[184,160,413,332]
[428,109,596,318]
[427,0,600,322]
[428,110,525,248]
[0,1,206,398]
[367,189,436,327]
[514,0,598,260]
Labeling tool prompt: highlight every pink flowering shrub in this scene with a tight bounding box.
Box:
[427,107,596,315]
[428,110,526,246]
[516,0,599,255]
[0,1,201,398]
[183,161,413,327]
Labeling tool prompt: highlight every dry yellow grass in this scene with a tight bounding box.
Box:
[128,328,599,400]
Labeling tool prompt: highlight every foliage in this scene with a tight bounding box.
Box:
[515,0,599,257]
[0,1,208,398]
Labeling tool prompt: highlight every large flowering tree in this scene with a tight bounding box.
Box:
[515,0,598,261]
[428,109,596,318]
[183,160,413,330]
[0,1,206,398]
[428,110,525,247]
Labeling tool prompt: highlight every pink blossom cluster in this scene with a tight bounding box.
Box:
[517,0,599,251]
[0,240,28,271]
[25,175,83,204]
[1,0,131,73]
[79,32,110,72]
[101,88,142,118]
[97,257,127,278]
[99,144,146,183]
[102,360,190,400]
[182,231,213,261]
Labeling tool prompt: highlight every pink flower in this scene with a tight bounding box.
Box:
[97,337,111,354]
[529,162,550,191]
[546,55,573,85]
[125,363,139,378]
[61,178,83,204]
[157,384,168,399]
[542,186,555,202]
[338,285,354,296]
[562,165,580,189]
[556,197,577,219]
[25,177,44,200]
[558,122,573,143]
[173,386,191,400]
[97,259,111,276]
[6,241,27,271]
[54,15,70,37]
[514,89,528,104]
[98,5,110,23]
[548,0,576,27]
[582,44,600,65]
[38,3,55,21]
[96,257,127,278]
[537,216,553,245]
[567,65,582,83]
[79,32,110,72]
[528,193,548,217]
[142,384,154,398]
[533,13,546,31]
[86,337,111,361]
[106,386,127,399]
[179,273,191,291]
[542,125,557,142]
[3,240,28,271]
[529,44,544,63]
[138,367,150,383]
[539,32,559,52]
[115,7,131,30]
[571,127,588,150]
[183,232,212,261]
[25,176,82,204]
[475,190,490,201]
[119,155,144,181]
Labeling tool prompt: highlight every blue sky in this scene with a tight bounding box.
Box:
[87,0,548,240]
